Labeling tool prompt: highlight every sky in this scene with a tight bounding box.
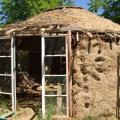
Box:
[75,0,90,9]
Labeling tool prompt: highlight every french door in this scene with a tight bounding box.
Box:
[0,37,16,115]
[42,36,69,118]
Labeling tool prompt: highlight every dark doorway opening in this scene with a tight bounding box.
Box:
[15,36,42,119]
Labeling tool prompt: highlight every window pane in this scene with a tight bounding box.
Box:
[0,95,12,115]
[0,39,11,56]
[45,76,66,95]
[45,97,66,116]
[0,76,11,93]
[0,58,11,74]
[45,37,65,55]
[45,57,66,74]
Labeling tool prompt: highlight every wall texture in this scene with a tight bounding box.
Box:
[72,38,120,120]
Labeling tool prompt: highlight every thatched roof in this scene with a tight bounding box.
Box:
[1,7,120,36]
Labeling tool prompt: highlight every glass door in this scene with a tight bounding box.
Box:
[0,37,16,116]
[42,36,69,119]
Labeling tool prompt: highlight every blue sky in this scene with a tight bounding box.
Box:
[75,0,89,9]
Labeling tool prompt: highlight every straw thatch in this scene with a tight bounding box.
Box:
[1,7,120,36]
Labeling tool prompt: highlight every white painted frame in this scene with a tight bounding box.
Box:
[42,36,46,119]
[41,35,69,119]
[11,36,16,114]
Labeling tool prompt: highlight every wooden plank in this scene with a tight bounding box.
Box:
[42,34,67,38]
[117,55,120,118]
[0,36,11,40]
[16,34,42,37]
[68,30,72,117]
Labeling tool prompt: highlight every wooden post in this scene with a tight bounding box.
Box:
[117,55,120,119]
[57,83,62,114]
[68,31,72,117]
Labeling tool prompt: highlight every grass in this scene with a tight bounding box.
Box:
[0,97,9,115]
[36,97,66,120]
[46,103,55,120]
[83,116,96,120]
[36,104,54,120]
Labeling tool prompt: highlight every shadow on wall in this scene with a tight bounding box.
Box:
[117,55,120,120]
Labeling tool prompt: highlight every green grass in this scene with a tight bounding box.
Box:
[36,106,54,120]
[36,97,66,120]
[0,97,9,115]
[46,103,55,120]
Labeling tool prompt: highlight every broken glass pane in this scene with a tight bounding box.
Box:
[0,39,11,56]
[45,37,65,55]
[45,57,66,74]
[0,76,11,93]
[45,96,67,116]
[0,58,11,74]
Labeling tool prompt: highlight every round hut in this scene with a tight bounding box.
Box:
[0,7,120,120]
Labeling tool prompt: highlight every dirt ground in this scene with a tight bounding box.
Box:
[8,108,37,120]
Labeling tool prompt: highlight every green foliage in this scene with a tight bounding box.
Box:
[36,102,55,120]
[46,103,55,120]
[88,0,120,24]
[0,97,8,115]
[89,0,114,12]
[0,0,74,25]
[89,0,103,12]
[102,0,120,24]
[0,0,31,24]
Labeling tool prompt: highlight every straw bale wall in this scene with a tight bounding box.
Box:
[72,36,120,120]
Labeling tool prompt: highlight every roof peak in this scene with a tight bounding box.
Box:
[46,6,84,12]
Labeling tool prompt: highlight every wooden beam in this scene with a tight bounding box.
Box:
[0,36,11,40]
[68,31,72,117]
[15,34,42,37]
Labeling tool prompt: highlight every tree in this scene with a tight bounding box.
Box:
[0,0,31,24]
[88,0,120,24]
[102,0,120,24]
[0,0,74,25]
[89,0,109,12]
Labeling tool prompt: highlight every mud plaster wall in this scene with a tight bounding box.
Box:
[72,37,120,120]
